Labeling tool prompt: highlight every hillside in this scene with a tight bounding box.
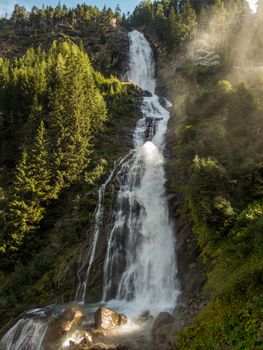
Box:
[0,5,143,328]
[0,1,263,350]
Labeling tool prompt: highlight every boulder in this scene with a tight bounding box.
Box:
[158,96,171,109]
[94,307,127,330]
[43,307,85,350]
[152,323,178,349]
[152,312,179,350]
[152,312,175,333]
[142,90,153,97]
[90,328,107,343]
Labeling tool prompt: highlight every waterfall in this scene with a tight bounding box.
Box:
[75,30,179,314]
[102,30,180,315]
[75,154,132,303]
[0,318,47,350]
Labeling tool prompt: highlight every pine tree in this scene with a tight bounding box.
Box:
[8,121,51,246]
[167,7,179,48]
[182,0,197,41]
[48,43,107,193]
[30,121,52,201]
[115,4,122,21]
[155,3,167,40]
[11,4,27,31]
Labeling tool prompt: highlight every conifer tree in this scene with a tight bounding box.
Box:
[48,43,107,193]
[167,7,179,48]
[155,3,167,40]
[8,121,51,246]
[182,0,197,41]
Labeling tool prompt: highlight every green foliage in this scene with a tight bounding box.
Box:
[172,62,263,346]
[188,156,236,242]
[0,41,109,254]
[176,78,263,241]
[128,0,197,51]
[8,122,52,247]
[175,295,263,349]
[47,42,107,191]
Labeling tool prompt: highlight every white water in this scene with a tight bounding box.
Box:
[75,154,131,303]
[0,318,47,350]
[101,30,179,316]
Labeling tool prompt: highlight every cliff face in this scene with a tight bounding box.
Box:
[0,22,129,77]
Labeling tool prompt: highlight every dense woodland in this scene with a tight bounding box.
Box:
[0,0,263,349]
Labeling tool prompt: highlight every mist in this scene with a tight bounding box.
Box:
[185,0,263,84]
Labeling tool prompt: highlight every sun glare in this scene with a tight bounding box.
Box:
[247,0,258,12]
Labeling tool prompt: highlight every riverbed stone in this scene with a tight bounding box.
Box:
[94,307,127,330]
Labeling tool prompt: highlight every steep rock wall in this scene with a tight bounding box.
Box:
[137,26,209,327]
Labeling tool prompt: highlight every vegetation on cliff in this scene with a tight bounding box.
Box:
[154,1,263,348]
[174,79,263,349]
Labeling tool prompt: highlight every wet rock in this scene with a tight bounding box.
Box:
[145,117,163,124]
[67,329,92,348]
[153,323,179,350]
[90,328,107,343]
[94,307,127,330]
[158,96,170,109]
[152,313,179,350]
[85,343,111,350]
[139,310,154,322]
[70,345,131,350]
[142,90,153,97]
[152,312,175,333]
[144,117,163,140]
[43,307,85,350]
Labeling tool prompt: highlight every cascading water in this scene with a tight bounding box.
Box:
[75,154,131,303]
[0,314,48,350]
[101,30,179,315]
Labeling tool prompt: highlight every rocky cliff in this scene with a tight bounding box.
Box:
[0,21,129,77]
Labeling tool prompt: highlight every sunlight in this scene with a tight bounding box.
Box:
[247,0,258,12]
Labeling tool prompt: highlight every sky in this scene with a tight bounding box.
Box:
[0,0,141,17]
[0,0,258,19]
